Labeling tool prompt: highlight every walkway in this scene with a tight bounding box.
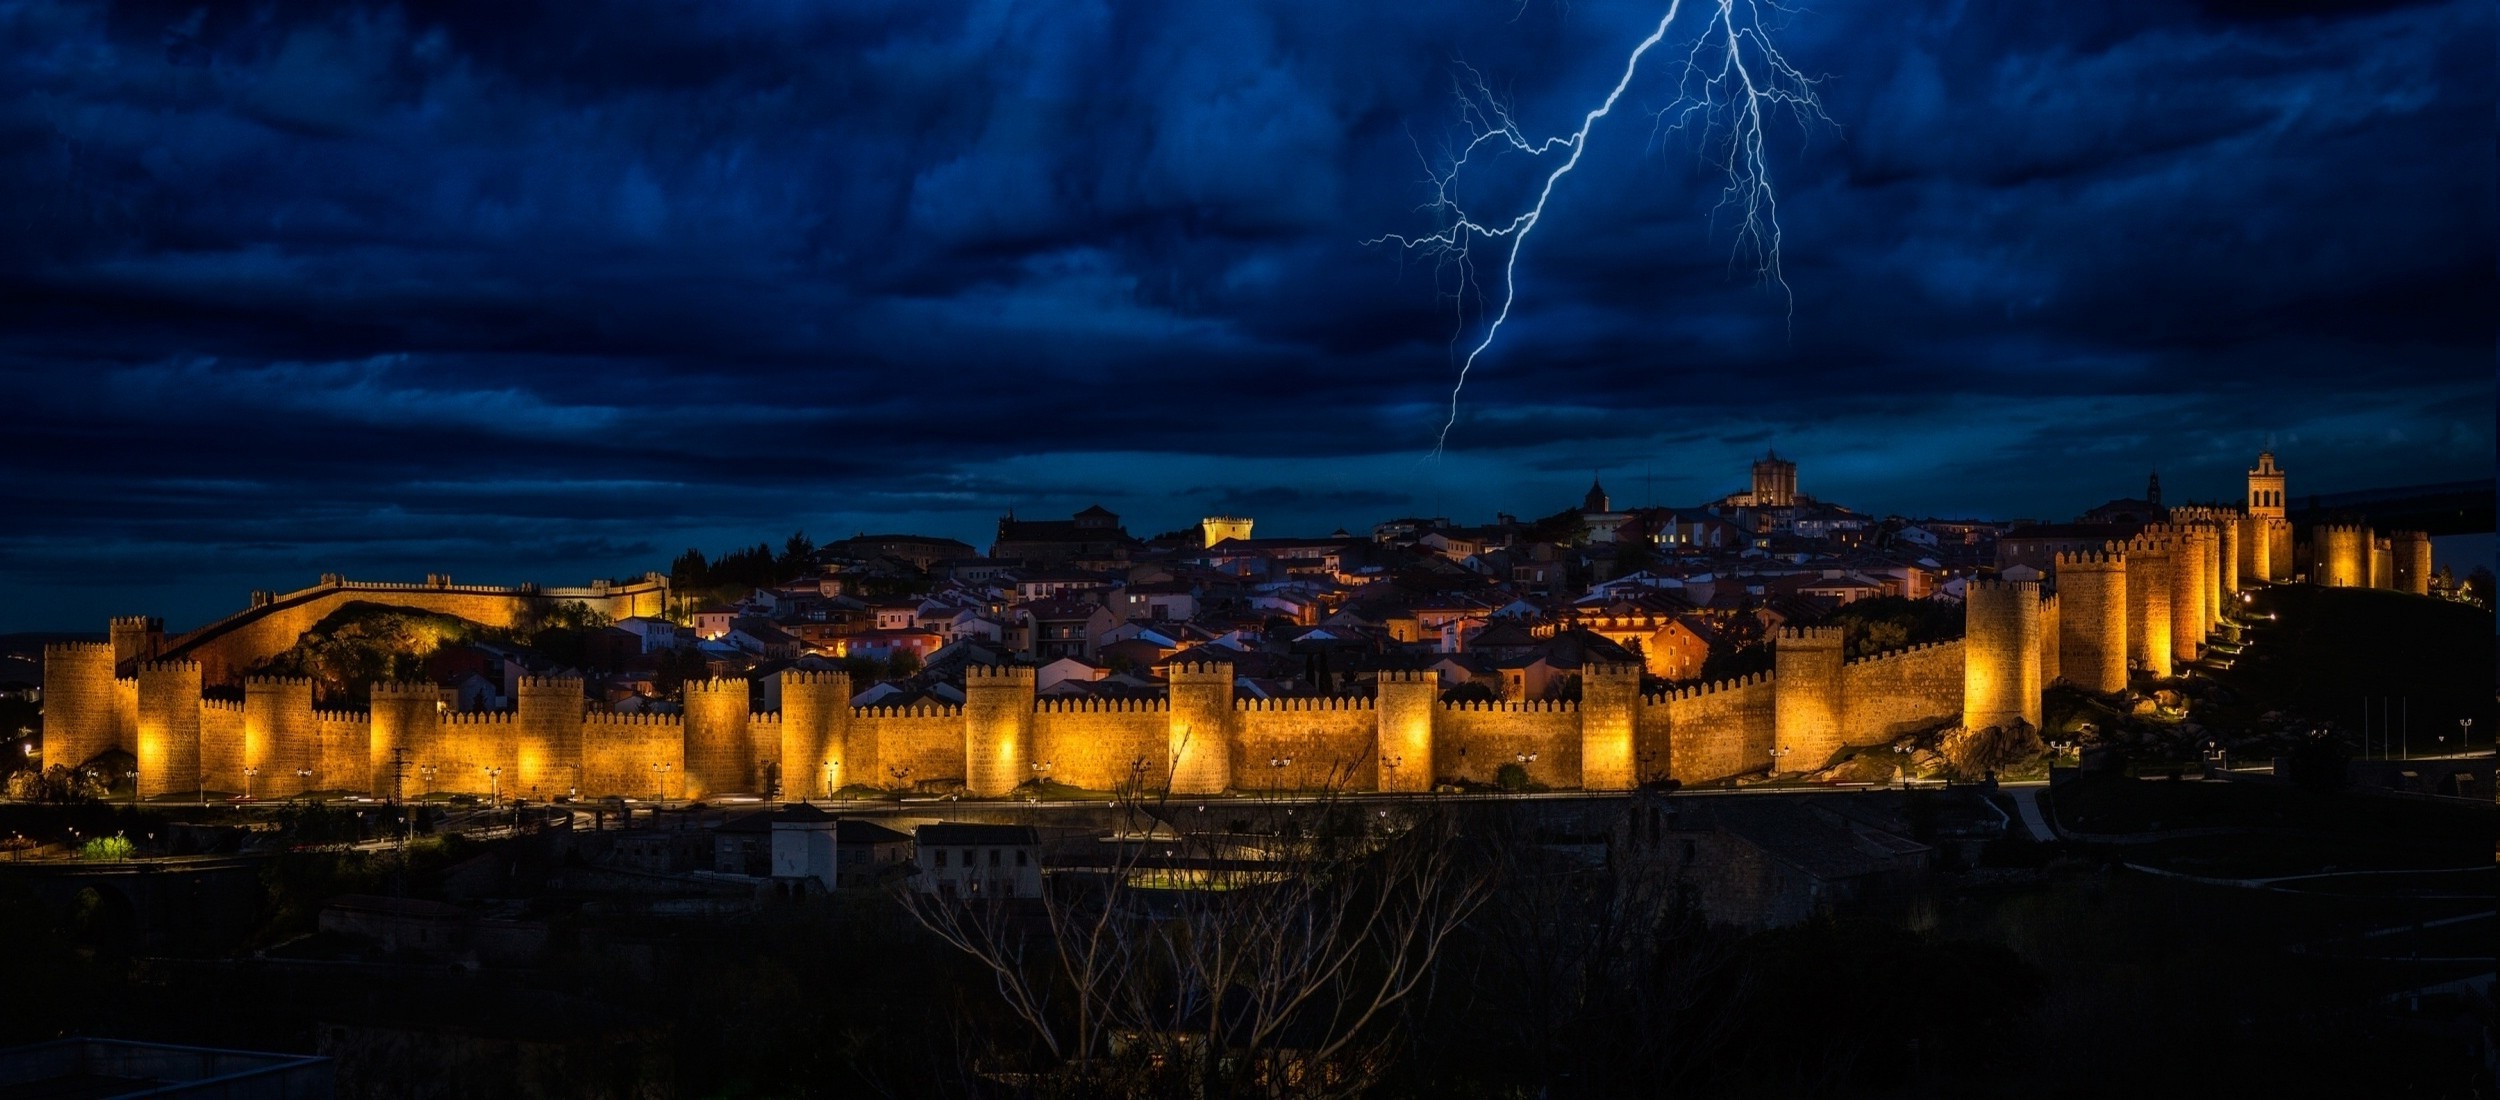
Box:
[2008,786,2057,842]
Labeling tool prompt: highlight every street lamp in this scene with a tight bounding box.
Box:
[2456,718,2473,755]
[824,759,837,800]
[485,766,502,804]
[649,762,669,802]
[1769,745,1792,775]
[243,766,258,801]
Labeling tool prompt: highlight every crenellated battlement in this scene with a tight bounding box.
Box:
[1777,625,1843,645]
[2055,549,2125,569]
[43,641,112,657]
[963,664,1037,683]
[1843,638,1963,667]
[584,711,683,728]
[109,615,163,630]
[1441,697,1579,713]
[684,678,750,696]
[1584,661,1643,680]
[516,674,584,691]
[135,659,201,675]
[1037,696,1170,714]
[440,711,516,727]
[368,681,442,700]
[1651,670,1773,704]
[1231,694,1372,713]
[780,669,851,687]
[852,702,963,719]
[1966,577,2039,595]
[313,707,365,723]
[202,697,244,714]
[1167,661,1236,680]
[244,675,317,689]
[1376,668,1436,685]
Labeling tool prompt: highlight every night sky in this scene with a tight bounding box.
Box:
[2,0,2490,631]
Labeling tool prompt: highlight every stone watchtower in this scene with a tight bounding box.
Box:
[2052,551,2128,694]
[2243,451,2290,583]
[135,659,203,801]
[2115,533,2173,679]
[1578,662,1643,790]
[2391,531,2433,595]
[1167,662,1236,795]
[368,682,443,800]
[243,676,317,798]
[1771,627,1843,774]
[779,669,854,799]
[40,642,120,771]
[682,679,752,799]
[1375,670,1439,793]
[2314,524,2369,589]
[1963,579,2043,732]
[109,616,165,667]
[962,665,1036,798]
[516,675,584,801]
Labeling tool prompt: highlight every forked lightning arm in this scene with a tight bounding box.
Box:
[1371,0,1826,454]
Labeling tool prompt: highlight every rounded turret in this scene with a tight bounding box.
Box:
[2052,550,2127,693]
[135,659,203,801]
[1578,662,1643,790]
[1963,579,2043,733]
[1773,626,1844,774]
[2391,530,2433,595]
[681,678,751,800]
[368,681,443,799]
[778,669,854,799]
[2114,534,2172,679]
[243,676,317,797]
[41,642,120,770]
[2313,524,2369,589]
[963,665,1036,798]
[516,674,584,800]
[1374,669,1439,793]
[1167,662,1237,795]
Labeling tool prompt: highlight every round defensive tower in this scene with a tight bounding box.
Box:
[108,615,164,667]
[680,679,750,800]
[1168,662,1238,795]
[2156,524,2206,663]
[243,676,317,798]
[779,669,853,800]
[2392,530,2433,595]
[2052,551,2128,694]
[368,682,441,800]
[2369,537,2393,590]
[516,675,584,801]
[1578,662,1643,790]
[1374,669,1439,793]
[963,665,1036,798]
[1963,579,2043,732]
[1772,626,1845,774]
[41,642,120,770]
[135,659,203,801]
[2313,524,2369,588]
[2117,535,2173,680]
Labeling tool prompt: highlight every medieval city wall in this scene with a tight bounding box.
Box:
[1842,640,1965,741]
[1436,699,1582,789]
[156,575,671,686]
[1656,673,1776,786]
[1230,698,1374,792]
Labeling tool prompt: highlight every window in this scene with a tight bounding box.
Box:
[1015,849,1028,867]
[988,848,1001,867]
[934,849,947,867]
[963,849,974,866]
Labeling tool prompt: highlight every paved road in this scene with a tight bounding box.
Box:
[2008,786,2058,841]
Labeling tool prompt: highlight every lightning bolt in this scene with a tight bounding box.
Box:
[1372,0,1828,455]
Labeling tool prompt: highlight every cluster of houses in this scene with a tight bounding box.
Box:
[407,458,2034,714]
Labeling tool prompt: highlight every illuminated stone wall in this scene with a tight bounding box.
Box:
[1373,670,1439,793]
[1655,673,1775,784]
[1436,698,1581,788]
[1230,698,1373,792]
[157,574,671,686]
[681,679,751,800]
[201,697,244,796]
[778,670,852,798]
[1843,639,1966,740]
[1577,663,1642,790]
[516,676,584,801]
[1168,663,1238,796]
[2116,534,2173,678]
[581,713,684,797]
[367,681,440,799]
[850,704,965,789]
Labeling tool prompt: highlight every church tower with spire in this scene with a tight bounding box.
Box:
[1583,475,1609,514]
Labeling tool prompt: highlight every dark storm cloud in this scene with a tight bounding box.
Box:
[0,0,2488,628]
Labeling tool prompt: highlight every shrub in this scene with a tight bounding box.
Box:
[1495,763,1530,791]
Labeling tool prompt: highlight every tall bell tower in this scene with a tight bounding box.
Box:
[2247,451,2286,519]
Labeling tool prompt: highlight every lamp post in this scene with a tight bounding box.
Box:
[1769,745,1791,776]
[1268,755,1291,799]
[485,766,502,805]
[2457,718,2473,756]
[243,766,258,801]
[649,762,669,802]
[1382,754,1403,792]
[888,764,911,794]
[419,764,437,794]
[824,759,837,801]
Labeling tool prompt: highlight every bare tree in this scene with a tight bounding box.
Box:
[900,749,1496,1097]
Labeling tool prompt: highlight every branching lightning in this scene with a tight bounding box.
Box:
[1371,0,1828,454]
